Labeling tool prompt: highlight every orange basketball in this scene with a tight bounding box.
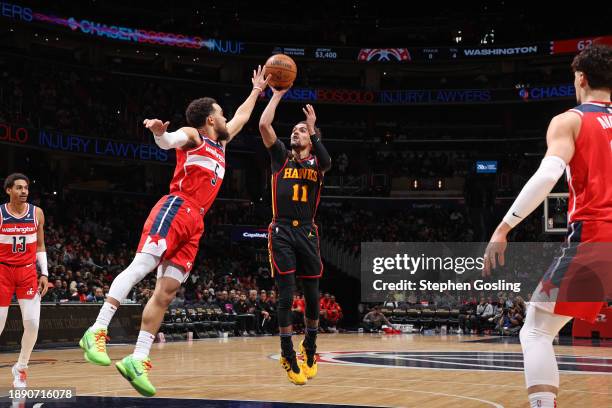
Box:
[263,54,297,89]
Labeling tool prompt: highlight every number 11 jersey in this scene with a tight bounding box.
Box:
[269,139,323,224]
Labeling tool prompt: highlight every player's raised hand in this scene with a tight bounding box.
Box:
[38,275,49,297]
[252,65,270,92]
[143,119,170,137]
[270,84,291,97]
[482,230,508,277]
[302,104,316,134]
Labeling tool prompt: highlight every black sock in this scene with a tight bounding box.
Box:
[304,327,318,366]
[281,334,300,373]
[281,333,295,356]
[304,327,317,349]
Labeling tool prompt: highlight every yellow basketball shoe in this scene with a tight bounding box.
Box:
[299,340,318,379]
[280,354,307,385]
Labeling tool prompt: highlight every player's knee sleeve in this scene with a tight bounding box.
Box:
[520,305,571,388]
[301,279,320,321]
[0,307,8,334]
[18,316,39,366]
[17,297,40,362]
[18,296,40,322]
[108,253,159,301]
[22,317,39,335]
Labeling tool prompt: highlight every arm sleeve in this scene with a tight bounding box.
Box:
[36,252,49,276]
[502,155,566,228]
[154,129,190,150]
[267,139,288,172]
[310,134,332,173]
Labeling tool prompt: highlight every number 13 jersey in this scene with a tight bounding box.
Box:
[0,203,38,266]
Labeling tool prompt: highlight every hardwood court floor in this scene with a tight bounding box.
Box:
[0,333,610,408]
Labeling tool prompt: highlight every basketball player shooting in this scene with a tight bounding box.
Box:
[0,173,49,388]
[483,45,612,408]
[259,87,332,385]
[79,66,270,397]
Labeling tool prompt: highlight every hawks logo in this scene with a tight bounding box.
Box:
[358,48,411,62]
[270,351,612,374]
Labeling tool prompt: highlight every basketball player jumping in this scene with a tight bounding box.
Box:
[259,87,331,385]
[484,45,612,408]
[79,66,270,396]
[0,173,49,387]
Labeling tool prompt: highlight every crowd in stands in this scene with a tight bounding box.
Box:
[0,51,563,146]
[361,294,527,336]
[319,206,477,254]
[457,295,526,335]
[0,56,203,143]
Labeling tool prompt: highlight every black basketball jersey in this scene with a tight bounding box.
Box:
[268,139,322,223]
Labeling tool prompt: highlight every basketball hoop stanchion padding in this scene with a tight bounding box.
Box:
[544,192,569,234]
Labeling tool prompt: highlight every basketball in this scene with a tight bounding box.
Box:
[263,54,297,89]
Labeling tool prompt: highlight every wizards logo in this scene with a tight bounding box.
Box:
[358,48,411,62]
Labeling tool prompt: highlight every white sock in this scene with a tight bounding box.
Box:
[91,302,117,331]
[133,330,155,360]
[529,392,556,408]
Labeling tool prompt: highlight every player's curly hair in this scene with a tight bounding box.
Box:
[571,44,612,90]
[4,173,29,190]
[186,97,217,128]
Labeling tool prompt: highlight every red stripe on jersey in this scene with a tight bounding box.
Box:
[567,102,612,223]
[272,157,290,223]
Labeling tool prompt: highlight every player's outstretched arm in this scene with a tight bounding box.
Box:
[483,111,580,275]
[258,87,289,148]
[144,119,196,150]
[303,104,332,174]
[225,66,270,144]
[35,207,49,296]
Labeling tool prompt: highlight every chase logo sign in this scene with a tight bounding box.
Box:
[519,85,575,101]
[271,351,612,374]
[476,161,497,174]
[358,48,411,62]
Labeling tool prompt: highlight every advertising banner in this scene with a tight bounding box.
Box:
[0,122,172,163]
